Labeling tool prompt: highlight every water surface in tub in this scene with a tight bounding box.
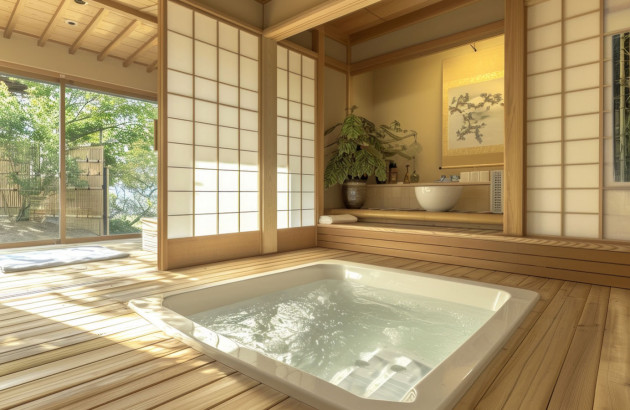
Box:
[187,279,495,402]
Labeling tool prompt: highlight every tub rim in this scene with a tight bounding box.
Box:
[128,259,539,410]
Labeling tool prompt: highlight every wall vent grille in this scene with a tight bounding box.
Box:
[490,170,503,214]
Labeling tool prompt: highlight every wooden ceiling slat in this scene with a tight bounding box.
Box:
[70,8,108,54]
[109,43,139,59]
[116,0,156,8]
[135,51,156,65]
[38,0,71,47]
[263,0,383,41]
[349,0,481,44]
[4,0,26,39]
[88,0,157,24]
[13,19,47,37]
[80,36,112,51]
[325,8,382,35]
[138,4,158,16]
[123,34,157,67]
[97,18,139,61]
[97,13,138,34]
[365,0,436,19]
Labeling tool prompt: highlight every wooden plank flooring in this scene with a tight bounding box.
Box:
[0,239,629,409]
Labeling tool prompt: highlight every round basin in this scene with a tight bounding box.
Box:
[414,185,463,212]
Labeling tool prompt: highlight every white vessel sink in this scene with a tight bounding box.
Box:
[414,184,463,212]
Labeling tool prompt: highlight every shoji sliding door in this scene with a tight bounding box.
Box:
[276,45,317,251]
[159,0,261,269]
[526,0,630,241]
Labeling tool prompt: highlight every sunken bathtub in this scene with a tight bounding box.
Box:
[129,261,538,410]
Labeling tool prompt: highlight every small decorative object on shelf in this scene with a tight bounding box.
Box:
[389,161,398,183]
[410,169,419,183]
[403,164,410,184]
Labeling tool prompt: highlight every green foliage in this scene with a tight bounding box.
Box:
[324,107,417,188]
[0,77,157,228]
[0,80,61,220]
[108,217,141,235]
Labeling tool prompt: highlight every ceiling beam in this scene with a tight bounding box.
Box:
[349,0,481,44]
[88,0,157,25]
[350,20,504,74]
[263,0,383,41]
[3,0,26,39]
[147,60,158,73]
[38,0,71,47]
[123,34,158,67]
[98,19,140,61]
[70,8,109,54]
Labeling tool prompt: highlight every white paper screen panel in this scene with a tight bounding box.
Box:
[604,190,630,239]
[526,0,607,239]
[564,213,599,238]
[604,0,630,32]
[166,0,260,239]
[277,46,316,229]
[527,212,561,236]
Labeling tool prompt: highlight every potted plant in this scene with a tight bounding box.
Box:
[324,107,419,208]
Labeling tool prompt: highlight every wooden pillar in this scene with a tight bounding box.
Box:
[157,0,168,270]
[59,80,67,243]
[261,37,278,254]
[503,0,526,236]
[314,30,326,232]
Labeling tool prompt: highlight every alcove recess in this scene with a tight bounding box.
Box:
[328,181,501,230]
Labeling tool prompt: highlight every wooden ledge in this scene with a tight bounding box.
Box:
[327,208,503,226]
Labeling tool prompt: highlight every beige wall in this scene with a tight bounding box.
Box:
[350,71,374,119]
[354,35,504,184]
[0,32,157,96]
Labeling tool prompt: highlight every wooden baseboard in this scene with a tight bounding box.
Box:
[277,226,316,253]
[166,232,261,270]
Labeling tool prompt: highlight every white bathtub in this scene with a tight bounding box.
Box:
[129,261,538,409]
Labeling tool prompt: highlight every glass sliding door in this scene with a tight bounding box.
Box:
[64,86,157,238]
[0,75,60,244]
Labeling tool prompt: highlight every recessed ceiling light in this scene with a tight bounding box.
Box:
[65,19,78,26]
[74,0,87,5]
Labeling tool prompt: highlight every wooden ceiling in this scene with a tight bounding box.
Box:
[0,0,471,73]
[324,0,440,40]
[0,0,159,71]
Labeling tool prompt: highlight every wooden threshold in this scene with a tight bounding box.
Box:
[0,239,628,409]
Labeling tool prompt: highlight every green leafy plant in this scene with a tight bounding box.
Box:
[324,107,418,188]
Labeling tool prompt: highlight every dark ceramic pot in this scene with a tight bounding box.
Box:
[342,178,367,209]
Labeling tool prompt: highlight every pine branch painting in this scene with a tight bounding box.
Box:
[446,77,505,149]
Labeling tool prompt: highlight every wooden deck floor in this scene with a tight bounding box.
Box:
[0,239,628,409]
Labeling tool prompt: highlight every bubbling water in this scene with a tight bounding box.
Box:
[188,279,494,401]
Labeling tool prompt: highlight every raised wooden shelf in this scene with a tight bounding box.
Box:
[327,208,503,226]
[367,181,491,187]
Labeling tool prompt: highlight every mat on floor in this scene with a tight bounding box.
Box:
[0,246,129,273]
